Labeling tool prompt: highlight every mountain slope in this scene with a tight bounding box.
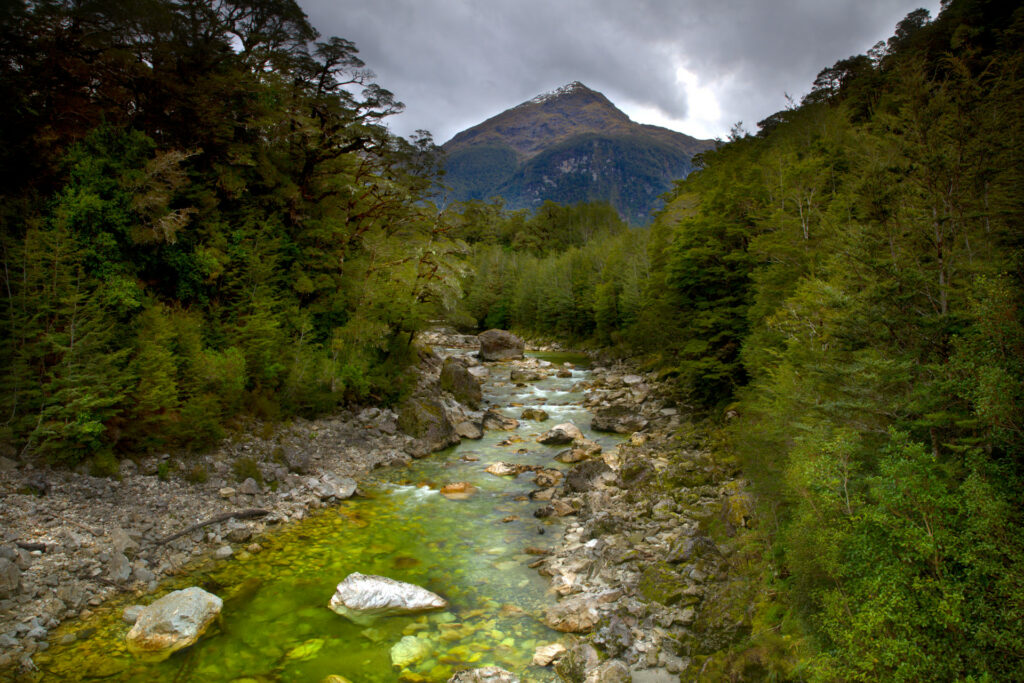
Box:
[441,82,715,223]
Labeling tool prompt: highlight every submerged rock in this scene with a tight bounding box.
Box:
[390,634,431,668]
[328,573,447,623]
[439,482,477,500]
[478,330,524,361]
[448,667,520,683]
[125,587,223,660]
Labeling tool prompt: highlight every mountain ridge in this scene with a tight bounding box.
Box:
[440,82,716,223]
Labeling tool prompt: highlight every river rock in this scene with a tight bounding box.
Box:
[107,552,131,582]
[538,423,584,445]
[520,408,550,422]
[532,642,567,666]
[441,357,483,409]
[316,473,357,501]
[485,462,529,477]
[390,634,431,668]
[440,482,476,500]
[565,460,613,493]
[455,421,484,440]
[125,587,223,659]
[554,641,601,682]
[591,406,648,434]
[0,558,21,598]
[545,594,601,632]
[122,605,144,624]
[482,408,519,431]
[556,448,589,464]
[329,573,447,623]
[533,468,563,488]
[398,397,459,457]
[448,667,520,683]
[591,659,633,682]
[510,368,545,383]
[478,330,524,361]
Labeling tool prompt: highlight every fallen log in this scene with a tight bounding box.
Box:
[15,541,46,552]
[152,509,269,546]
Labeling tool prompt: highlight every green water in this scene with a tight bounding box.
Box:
[33,353,620,682]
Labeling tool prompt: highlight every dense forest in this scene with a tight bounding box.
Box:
[457,1,1024,679]
[0,0,465,469]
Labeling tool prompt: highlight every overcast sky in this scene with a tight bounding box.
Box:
[300,0,943,144]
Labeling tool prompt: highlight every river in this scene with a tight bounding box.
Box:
[32,351,623,682]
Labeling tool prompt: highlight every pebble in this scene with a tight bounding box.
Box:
[213,546,233,560]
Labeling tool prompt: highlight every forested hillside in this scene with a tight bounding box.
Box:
[0,0,464,469]
[456,1,1024,678]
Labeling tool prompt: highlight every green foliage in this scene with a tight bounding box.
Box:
[0,1,464,463]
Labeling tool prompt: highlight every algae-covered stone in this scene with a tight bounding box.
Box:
[441,357,483,409]
[391,635,431,668]
[520,408,549,422]
[286,638,324,660]
[125,587,223,660]
[329,572,447,623]
[478,330,524,361]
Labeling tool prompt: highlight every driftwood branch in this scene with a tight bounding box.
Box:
[152,509,269,547]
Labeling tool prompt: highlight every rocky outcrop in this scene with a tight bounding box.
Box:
[477,330,524,361]
[591,405,648,434]
[398,397,459,457]
[125,587,222,660]
[328,573,447,623]
[440,357,483,409]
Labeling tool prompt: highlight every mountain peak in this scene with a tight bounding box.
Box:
[441,84,715,223]
[526,81,593,105]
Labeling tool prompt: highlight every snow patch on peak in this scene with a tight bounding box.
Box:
[528,81,589,105]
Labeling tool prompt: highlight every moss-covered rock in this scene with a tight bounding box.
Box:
[439,357,482,409]
[397,398,458,457]
[636,563,685,606]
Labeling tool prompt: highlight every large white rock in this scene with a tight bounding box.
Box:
[329,572,447,623]
[125,587,222,660]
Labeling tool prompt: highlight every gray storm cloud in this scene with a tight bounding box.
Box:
[300,0,941,142]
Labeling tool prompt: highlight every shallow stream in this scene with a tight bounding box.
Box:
[33,352,621,682]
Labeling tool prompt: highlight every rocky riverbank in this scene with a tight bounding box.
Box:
[520,363,758,682]
[0,330,490,674]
